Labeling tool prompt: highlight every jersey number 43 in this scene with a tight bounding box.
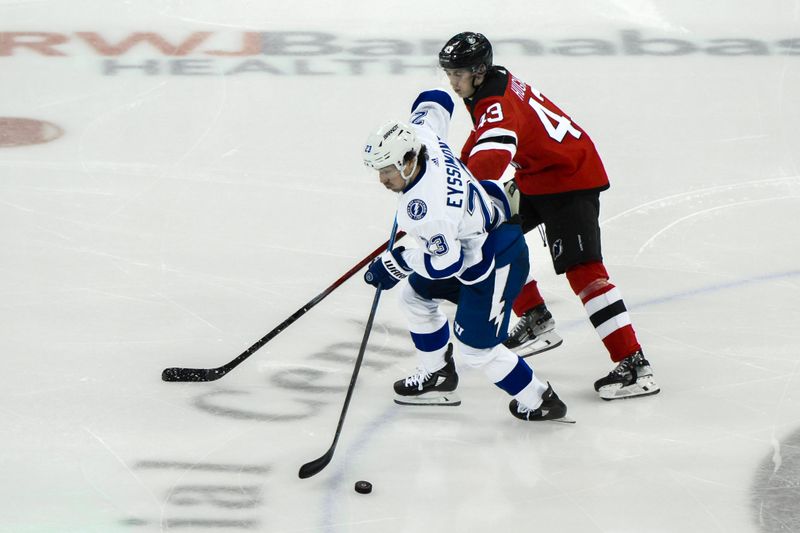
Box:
[527,86,582,143]
[477,90,582,144]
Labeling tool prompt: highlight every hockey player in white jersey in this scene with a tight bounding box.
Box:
[362,89,570,422]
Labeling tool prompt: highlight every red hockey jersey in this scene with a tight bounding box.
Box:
[461,67,610,196]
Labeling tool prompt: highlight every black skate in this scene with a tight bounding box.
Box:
[594,350,660,401]
[509,383,574,423]
[503,304,563,357]
[394,343,460,406]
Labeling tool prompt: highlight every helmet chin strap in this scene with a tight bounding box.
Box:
[471,64,487,90]
[399,156,419,188]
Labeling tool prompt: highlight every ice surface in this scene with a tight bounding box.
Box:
[1,1,799,531]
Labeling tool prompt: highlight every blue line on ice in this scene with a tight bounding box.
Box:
[319,268,800,529]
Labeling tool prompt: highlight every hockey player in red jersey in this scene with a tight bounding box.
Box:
[439,32,659,400]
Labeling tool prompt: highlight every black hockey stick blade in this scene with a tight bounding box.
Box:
[161,366,224,382]
[298,283,384,479]
[160,231,404,383]
[298,449,333,479]
[298,221,399,479]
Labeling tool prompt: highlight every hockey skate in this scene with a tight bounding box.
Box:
[394,343,461,406]
[509,383,574,423]
[503,304,563,357]
[594,350,660,401]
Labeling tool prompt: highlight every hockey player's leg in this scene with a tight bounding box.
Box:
[457,341,571,422]
[511,278,545,317]
[455,240,571,421]
[504,278,563,357]
[504,195,563,357]
[566,261,660,400]
[393,278,461,406]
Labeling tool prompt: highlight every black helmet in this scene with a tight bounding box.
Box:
[438,32,493,71]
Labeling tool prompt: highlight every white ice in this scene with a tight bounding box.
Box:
[1,1,799,532]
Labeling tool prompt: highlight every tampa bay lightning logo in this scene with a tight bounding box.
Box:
[407,199,427,220]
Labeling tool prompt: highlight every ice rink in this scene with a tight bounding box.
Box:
[2,1,799,531]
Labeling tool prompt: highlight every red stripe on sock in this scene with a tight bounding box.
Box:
[603,327,642,363]
[566,262,641,362]
[512,279,545,316]
[565,262,609,300]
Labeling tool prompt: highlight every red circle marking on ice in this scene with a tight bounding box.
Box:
[0,117,64,147]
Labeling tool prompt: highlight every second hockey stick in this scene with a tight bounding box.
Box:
[298,219,399,479]
[161,230,405,382]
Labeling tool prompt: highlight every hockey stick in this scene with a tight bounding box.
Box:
[161,230,405,382]
[298,220,399,479]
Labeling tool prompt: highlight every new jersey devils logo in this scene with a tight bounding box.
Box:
[552,238,564,260]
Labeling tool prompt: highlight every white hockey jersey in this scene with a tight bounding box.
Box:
[397,90,511,285]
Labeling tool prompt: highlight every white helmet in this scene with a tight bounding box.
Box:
[362,121,422,180]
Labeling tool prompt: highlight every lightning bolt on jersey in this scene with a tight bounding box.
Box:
[461,66,610,196]
[397,90,512,285]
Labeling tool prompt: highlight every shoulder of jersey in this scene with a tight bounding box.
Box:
[399,158,447,222]
[475,66,510,100]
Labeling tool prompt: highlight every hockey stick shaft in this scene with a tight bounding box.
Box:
[161,230,405,382]
[298,220,399,479]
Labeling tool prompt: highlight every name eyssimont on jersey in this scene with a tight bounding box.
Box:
[2,30,798,76]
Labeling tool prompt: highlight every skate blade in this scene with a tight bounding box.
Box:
[394,392,461,406]
[548,416,576,424]
[599,381,661,401]
[522,415,576,423]
[516,332,564,358]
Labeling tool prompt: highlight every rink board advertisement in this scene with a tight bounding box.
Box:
[1,30,799,77]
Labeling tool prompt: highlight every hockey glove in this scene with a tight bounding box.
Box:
[364,246,412,290]
[502,178,521,217]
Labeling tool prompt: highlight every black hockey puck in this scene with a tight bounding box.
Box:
[354,480,372,494]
